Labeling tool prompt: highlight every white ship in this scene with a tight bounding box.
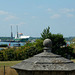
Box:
[14,33,30,42]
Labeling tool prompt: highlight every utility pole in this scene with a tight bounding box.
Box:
[4,65,5,75]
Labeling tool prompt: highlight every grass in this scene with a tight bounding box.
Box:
[0,59,75,75]
[0,61,22,67]
[0,67,18,75]
[0,60,22,75]
[71,59,75,63]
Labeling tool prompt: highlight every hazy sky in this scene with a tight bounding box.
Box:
[0,0,75,37]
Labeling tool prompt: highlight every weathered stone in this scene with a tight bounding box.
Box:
[11,39,75,75]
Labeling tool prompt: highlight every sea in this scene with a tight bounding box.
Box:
[0,42,26,50]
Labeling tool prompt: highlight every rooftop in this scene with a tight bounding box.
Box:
[11,39,75,71]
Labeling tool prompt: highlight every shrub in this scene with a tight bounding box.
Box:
[0,44,8,47]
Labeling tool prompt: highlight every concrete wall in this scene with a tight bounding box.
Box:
[16,70,75,75]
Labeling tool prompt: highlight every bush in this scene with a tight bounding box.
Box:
[0,42,42,61]
[41,26,73,59]
[0,44,8,47]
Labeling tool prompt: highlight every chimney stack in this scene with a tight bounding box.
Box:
[11,26,13,38]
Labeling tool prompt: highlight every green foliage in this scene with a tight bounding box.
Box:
[41,26,51,40]
[0,41,43,61]
[71,38,75,42]
[41,26,73,59]
[70,43,75,53]
[0,44,8,47]
[0,51,4,60]
[51,34,66,53]
[34,39,43,53]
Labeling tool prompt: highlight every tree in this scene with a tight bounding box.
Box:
[41,26,73,59]
[41,26,51,40]
[41,26,66,47]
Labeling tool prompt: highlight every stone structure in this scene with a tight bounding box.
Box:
[11,39,75,75]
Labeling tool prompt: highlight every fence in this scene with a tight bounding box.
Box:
[0,65,18,75]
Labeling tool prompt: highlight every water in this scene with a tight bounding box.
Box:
[0,42,26,50]
[0,42,25,46]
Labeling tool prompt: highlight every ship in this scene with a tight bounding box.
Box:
[13,25,30,42]
[14,33,30,42]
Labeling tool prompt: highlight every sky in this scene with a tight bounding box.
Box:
[0,0,75,37]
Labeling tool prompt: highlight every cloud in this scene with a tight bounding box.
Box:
[17,22,26,25]
[10,22,26,26]
[24,12,29,15]
[60,8,75,13]
[50,14,61,19]
[38,5,43,9]
[32,16,37,19]
[5,15,18,21]
[67,14,74,17]
[0,10,18,21]
[48,8,75,19]
[47,8,52,12]
[0,10,8,15]
[10,24,15,26]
